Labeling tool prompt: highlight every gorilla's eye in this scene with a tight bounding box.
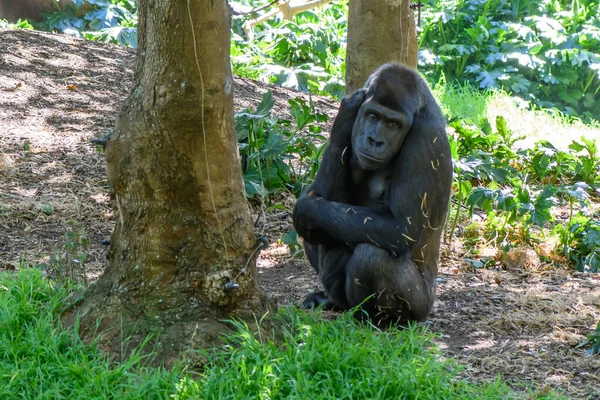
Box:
[389,121,400,128]
[368,112,378,120]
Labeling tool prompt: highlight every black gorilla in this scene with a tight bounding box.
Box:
[293,63,452,323]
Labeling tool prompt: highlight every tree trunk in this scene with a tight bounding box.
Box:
[64,0,271,365]
[345,0,418,93]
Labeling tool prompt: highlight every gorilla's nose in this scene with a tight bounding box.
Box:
[367,136,385,148]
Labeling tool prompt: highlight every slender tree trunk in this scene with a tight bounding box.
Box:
[64,0,271,365]
[345,0,418,93]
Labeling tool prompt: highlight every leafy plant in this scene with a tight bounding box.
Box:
[568,136,600,184]
[446,102,599,272]
[446,116,525,243]
[40,221,90,285]
[236,91,327,199]
[579,322,600,355]
[231,0,348,98]
[555,214,600,272]
[0,18,34,29]
[40,0,137,46]
[420,0,600,120]
[280,230,303,257]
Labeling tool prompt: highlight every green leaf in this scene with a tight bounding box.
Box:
[466,187,497,213]
[568,140,586,152]
[495,116,508,138]
[280,230,303,257]
[256,91,275,117]
[560,182,590,203]
[244,180,268,198]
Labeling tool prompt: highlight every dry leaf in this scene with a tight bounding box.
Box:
[2,82,22,92]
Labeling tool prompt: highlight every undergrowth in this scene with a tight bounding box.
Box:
[236,91,327,199]
[446,105,600,271]
[0,268,564,399]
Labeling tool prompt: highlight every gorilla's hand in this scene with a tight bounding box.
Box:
[293,195,317,241]
[342,88,367,111]
[329,88,367,143]
[293,195,334,245]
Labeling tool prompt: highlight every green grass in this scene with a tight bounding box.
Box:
[0,268,178,399]
[434,82,490,127]
[0,268,563,399]
[185,314,516,399]
[434,82,600,150]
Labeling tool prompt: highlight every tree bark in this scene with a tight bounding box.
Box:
[345,0,418,93]
[64,0,271,365]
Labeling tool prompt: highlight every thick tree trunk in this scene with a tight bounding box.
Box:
[64,0,270,364]
[345,0,418,93]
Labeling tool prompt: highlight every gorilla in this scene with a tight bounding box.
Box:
[293,63,452,324]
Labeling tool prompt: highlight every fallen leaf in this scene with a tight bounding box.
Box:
[67,84,78,91]
[2,82,22,92]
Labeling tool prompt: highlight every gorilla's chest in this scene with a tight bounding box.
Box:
[352,168,391,207]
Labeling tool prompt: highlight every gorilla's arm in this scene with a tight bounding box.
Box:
[304,89,366,202]
[292,89,366,245]
[294,198,411,255]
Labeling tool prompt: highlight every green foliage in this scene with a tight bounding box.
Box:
[236,91,327,199]
[420,0,600,120]
[568,136,600,184]
[1,268,552,399]
[554,214,600,272]
[0,18,34,29]
[279,229,303,257]
[39,221,90,285]
[449,112,600,270]
[22,0,600,121]
[0,267,179,399]
[41,203,54,216]
[231,0,347,98]
[580,322,600,355]
[40,0,137,46]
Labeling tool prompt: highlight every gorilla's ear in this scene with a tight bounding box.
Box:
[414,79,429,114]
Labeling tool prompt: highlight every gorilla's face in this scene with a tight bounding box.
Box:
[351,100,412,171]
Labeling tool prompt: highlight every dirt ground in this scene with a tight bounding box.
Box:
[1,29,599,399]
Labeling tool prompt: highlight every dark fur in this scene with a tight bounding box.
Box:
[293,63,452,323]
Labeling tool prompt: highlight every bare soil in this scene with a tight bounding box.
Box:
[1,29,599,399]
